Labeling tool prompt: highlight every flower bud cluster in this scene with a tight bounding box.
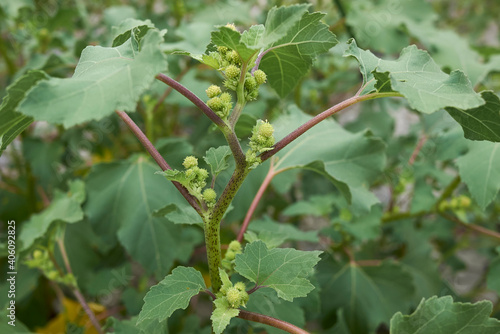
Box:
[438,194,471,212]
[25,248,76,286]
[206,85,233,120]
[222,240,242,272]
[246,120,275,168]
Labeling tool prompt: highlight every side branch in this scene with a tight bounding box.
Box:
[155,73,246,166]
[238,310,310,334]
[115,110,201,213]
[260,92,402,161]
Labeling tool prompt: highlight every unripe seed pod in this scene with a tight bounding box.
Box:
[197,168,209,180]
[234,282,246,291]
[228,240,242,252]
[206,85,222,98]
[203,188,217,203]
[33,250,43,259]
[225,250,236,261]
[254,70,267,85]
[207,96,224,111]
[245,76,257,90]
[217,46,228,54]
[226,50,240,63]
[226,287,242,308]
[47,270,59,280]
[225,64,240,79]
[183,156,198,169]
[220,92,232,104]
[459,195,471,208]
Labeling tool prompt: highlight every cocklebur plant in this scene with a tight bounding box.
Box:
[2,2,500,334]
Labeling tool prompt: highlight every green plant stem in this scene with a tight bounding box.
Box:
[260,92,402,161]
[115,110,202,213]
[237,158,276,242]
[205,166,251,293]
[57,237,104,334]
[439,212,500,240]
[229,61,249,128]
[435,175,461,208]
[238,310,310,334]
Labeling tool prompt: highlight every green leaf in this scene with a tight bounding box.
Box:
[260,10,337,97]
[247,216,319,244]
[211,298,240,334]
[318,257,415,333]
[19,180,85,251]
[487,247,500,295]
[456,141,500,209]
[258,4,311,48]
[344,39,485,114]
[446,91,500,142]
[390,296,500,334]
[18,29,167,128]
[0,70,47,156]
[137,266,206,329]
[211,27,259,63]
[84,156,201,277]
[234,240,322,301]
[157,203,203,228]
[273,107,386,213]
[111,18,156,47]
[203,146,232,179]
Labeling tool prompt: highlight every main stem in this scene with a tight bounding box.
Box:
[238,310,310,334]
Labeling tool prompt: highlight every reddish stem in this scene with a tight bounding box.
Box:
[237,158,276,242]
[260,92,401,162]
[408,134,428,166]
[238,310,310,334]
[115,110,201,213]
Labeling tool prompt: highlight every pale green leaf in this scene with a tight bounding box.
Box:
[111,18,155,47]
[344,39,485,114]
[19,180,86,251]
[204,146,232,178]
[260,11,337,97]
[456,141,500,209]
[84,156,201,277]
[18,29,167,128]
[137,266,206,328]
[234,240,322,301]
[247,216,318,243]
[0,70,47,156]
[446,91,500,142]
[318,257,415,333]
[390,296,500,334]
[211,298,240,334]
[240,25,265,48]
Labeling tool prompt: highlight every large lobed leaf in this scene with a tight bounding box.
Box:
[234,240,322,301]
[0,70,47,156]
[456,141,500,209]
[259,8,338,97]
[390,296,500,334]
[137,266,206,329]
[84,156,201,277]
[344,39,484,114]
[19,180,85,251]
[18,29,167,128]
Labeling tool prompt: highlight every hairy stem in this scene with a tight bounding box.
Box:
[57,238,104,334]
[229,61,249,128]
[238,310,310,334]
[115,110,202,213]
[237,158,276,242]
[260,92,402,161]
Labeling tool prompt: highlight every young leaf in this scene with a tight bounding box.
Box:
[446,91,500,142]
[344,39,485,113]
[137,266,206,328]
[259,10,338,97]
[390,296,500,333]
[211,298,240,334]
[456,141,500,209]
[0,70,47,156]
[318,257,415,333]
[234,240,322,301]
[19,180,86,251]
[203,146,232,179]
[18,29,167,128]
[111,18,156,47]
[211,27,259,63]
